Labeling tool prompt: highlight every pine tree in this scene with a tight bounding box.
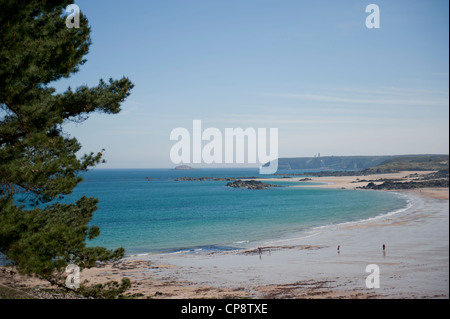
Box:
[0,1,134,295]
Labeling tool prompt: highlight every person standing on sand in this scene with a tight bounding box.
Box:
[337,245,340,254]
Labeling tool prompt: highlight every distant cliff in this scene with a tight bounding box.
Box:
[265,154,449,171]
[267,155,393,170]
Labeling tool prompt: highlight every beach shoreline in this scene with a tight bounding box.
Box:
[131,187,448,299]
[1,171,448,299]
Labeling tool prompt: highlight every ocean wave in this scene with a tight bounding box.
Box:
[233,240,250,244]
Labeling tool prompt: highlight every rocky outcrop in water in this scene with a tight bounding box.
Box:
[225,179,282,190]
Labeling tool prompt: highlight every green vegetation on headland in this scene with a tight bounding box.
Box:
[362,155,449,173]
[269,154,449,172]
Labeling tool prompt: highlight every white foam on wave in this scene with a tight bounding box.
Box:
[233,240,250,244]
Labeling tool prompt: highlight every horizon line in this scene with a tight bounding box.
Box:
[92,153,449,170]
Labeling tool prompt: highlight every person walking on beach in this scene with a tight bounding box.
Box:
[383,244,386,257]
[337,245,340,254]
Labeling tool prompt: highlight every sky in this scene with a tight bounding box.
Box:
[55,0,449,168]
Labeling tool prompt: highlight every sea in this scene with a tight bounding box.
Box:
[47,168,409,256]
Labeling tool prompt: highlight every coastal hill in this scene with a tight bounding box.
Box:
[269,154,449,190]
[363,155,449,173]
[266,154,449,171]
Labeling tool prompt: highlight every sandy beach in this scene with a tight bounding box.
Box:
[1,171,448,299]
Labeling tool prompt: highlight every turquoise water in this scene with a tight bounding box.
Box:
[56,168,409,255]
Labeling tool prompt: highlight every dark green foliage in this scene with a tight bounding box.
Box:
[0,1,134,297]
[78,278,132,299]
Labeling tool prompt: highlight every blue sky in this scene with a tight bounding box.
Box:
[56,0,449,168]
